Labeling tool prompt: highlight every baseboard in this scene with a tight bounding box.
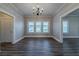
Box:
[63,36,79,38]
[12,35,62,44]
[0,41,11,43]
[24,35,52,38]
[51,36,63,43]
[12,36,24,44]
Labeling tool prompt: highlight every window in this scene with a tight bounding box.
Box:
[43,22,48,32]
[63,21,68,33]
[36,22,41,32]
[28,22,34,32]
[28,21,49,33]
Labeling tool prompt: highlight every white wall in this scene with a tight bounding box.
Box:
[52,4,79,43]
[0,3,24,44]
[63,16,79,37]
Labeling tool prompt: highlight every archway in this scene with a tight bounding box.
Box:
[61,8,79,55]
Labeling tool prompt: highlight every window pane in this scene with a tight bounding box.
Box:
[36,22,41,32]
[63,21,68,33]
[43,22,48,32]
[28,22,34,32]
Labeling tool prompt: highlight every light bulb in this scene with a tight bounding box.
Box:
[33,7,35,10]
[36,5,39,8]
[41,8,44,11]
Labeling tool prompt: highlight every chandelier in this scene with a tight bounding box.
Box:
[33,5,44,16]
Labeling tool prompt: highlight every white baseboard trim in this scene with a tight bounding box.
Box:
[51,36,63,43]
[63,36,79,38]
[12,35,63,44]
[12,36,24,44]
[0,39,11,43]
[24,35,52,38]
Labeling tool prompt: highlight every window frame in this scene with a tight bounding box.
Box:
[28,21,35,33]
[27,21,50,34]
[36,21,42,32]
[42,21,49,33]
[63,20,69,33]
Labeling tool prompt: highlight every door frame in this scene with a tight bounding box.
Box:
[60,6,79,43]
[0,10,15,43]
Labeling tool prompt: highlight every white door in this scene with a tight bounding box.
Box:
[0,17,13,43]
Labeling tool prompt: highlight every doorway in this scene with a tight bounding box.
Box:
[0,11,14,43]
[61,9,79,55]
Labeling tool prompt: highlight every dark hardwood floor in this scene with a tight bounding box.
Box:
[0,37,63,56]
[63,38,79,56]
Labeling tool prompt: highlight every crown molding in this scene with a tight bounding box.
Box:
[24,16,53,19]
[7,3,24,16]
[55,3,67,16]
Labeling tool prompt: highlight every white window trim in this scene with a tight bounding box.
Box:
[63,20,69,34]
[27,21,50,34]
[28,21,34,32]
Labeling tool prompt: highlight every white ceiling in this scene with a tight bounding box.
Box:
[12,3,65,16]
